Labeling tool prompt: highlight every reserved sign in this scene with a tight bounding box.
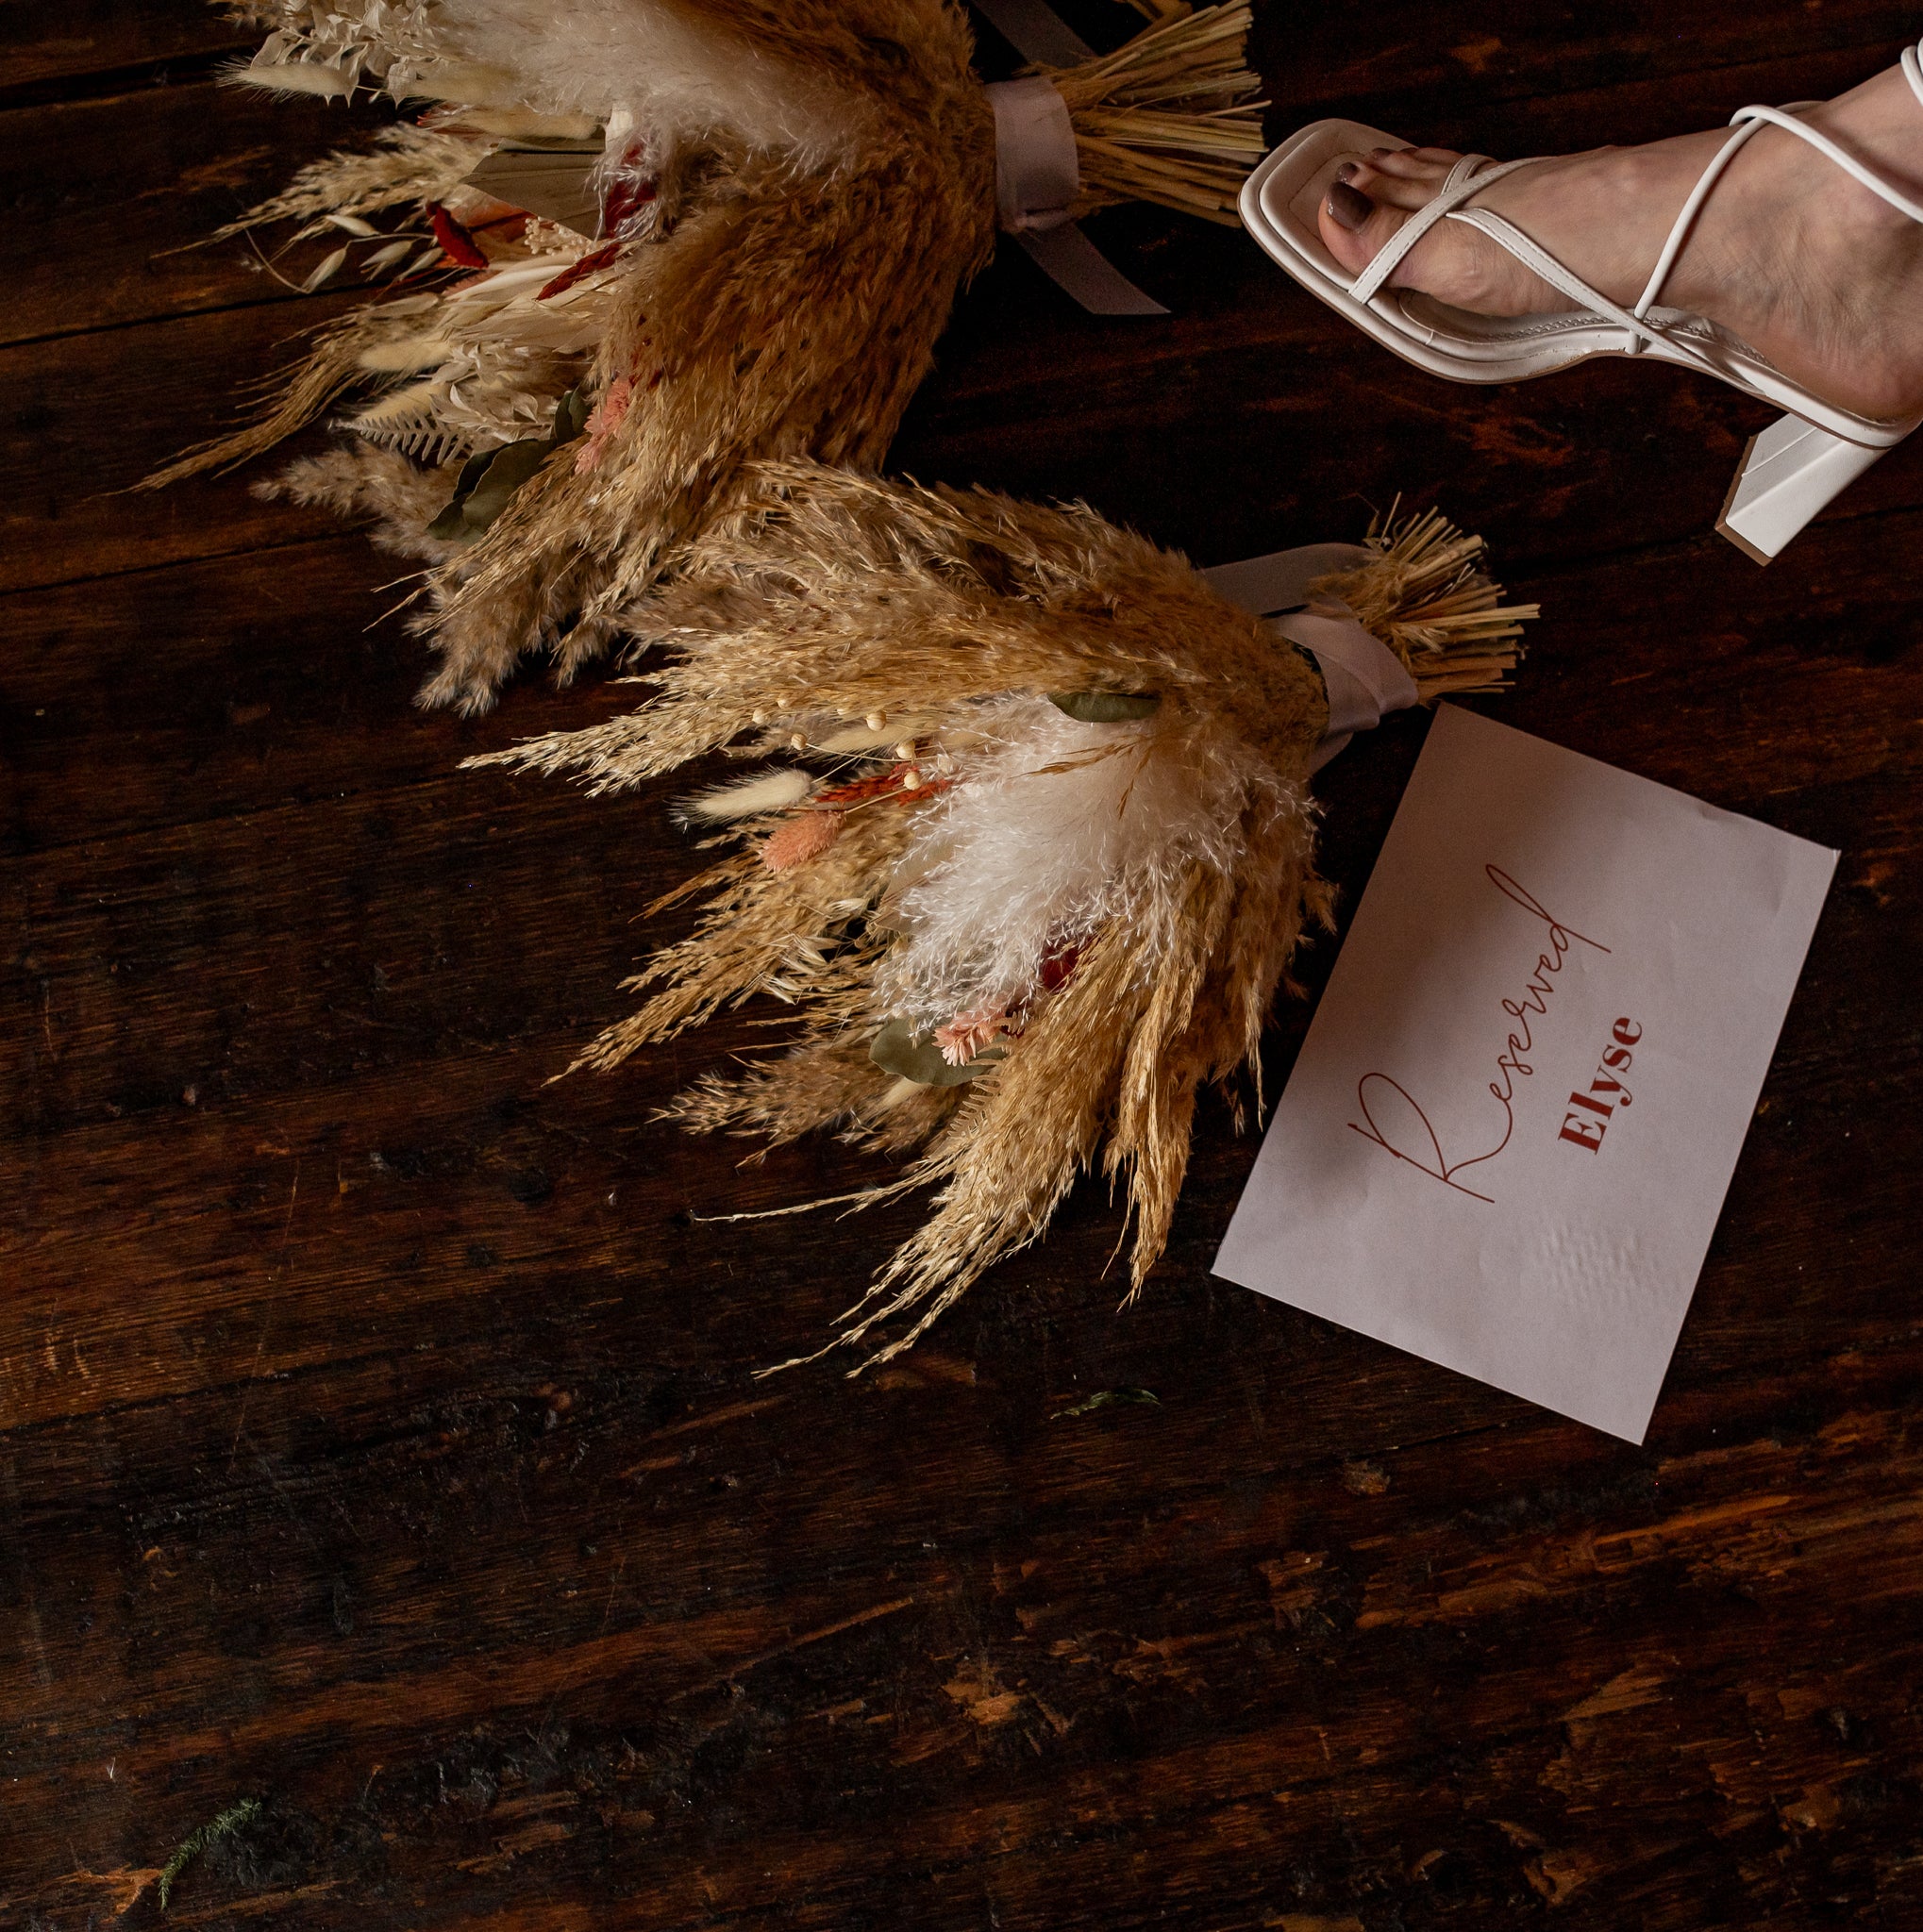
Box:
[1213,707,1837,1441]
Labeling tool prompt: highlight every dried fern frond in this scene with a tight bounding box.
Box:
[470,462,1534,1370]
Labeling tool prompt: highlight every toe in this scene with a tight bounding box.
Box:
[1362,146,1463,206]
[1372,145,1463,175]
[1317,175,1420,279]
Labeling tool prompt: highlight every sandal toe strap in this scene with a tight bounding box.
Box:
[1444,206,1733,376]
[1348,153,1531,303]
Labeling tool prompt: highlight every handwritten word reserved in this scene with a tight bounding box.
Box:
[1347,867,1610,1203]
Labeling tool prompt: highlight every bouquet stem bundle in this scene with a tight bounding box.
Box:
[1044,3,1264,223]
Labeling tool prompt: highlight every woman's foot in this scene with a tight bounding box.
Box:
[1316,60,1923,422]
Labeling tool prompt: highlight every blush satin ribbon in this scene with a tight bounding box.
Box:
[1199,544,1423,772]
[974,0,1170,315]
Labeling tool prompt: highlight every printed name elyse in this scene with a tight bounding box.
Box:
[1346,867,1635,1203]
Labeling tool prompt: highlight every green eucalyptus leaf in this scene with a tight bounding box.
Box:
[455,436,551,532]
[425,498,469,541]
[1048,690,1161,724]
[548,384,591,448]
[425,446,496,541]
[869,1016,1004,1087]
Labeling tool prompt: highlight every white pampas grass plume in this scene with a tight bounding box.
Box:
[877,694,1278,1032]
[423,0,856,160]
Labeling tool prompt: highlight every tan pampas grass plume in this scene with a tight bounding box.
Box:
[153,1,1264,710]
[467,461,1537,1369]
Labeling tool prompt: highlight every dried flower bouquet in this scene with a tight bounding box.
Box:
[470,462,1536,1367]
[152,0,1263,710]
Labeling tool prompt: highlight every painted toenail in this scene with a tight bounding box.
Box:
[1327,181,1372,231]
[1334,162,1357,184]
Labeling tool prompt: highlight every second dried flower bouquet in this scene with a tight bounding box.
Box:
[473,462,1536,1367]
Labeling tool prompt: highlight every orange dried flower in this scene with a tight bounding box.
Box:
[813,761,952,808]
[761,809,844,873]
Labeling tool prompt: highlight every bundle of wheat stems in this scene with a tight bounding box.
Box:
[466,462,1536,1369]
[150,0,1263,711]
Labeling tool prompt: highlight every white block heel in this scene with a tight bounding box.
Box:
[1716,414,1894,563]
[1241,39,1923,561]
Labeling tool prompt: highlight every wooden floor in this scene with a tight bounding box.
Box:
[6,4,1922,1925]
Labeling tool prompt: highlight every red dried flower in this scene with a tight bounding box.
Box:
[538,242,624,302]
[426,202,487,269]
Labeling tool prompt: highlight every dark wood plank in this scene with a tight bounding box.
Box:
[2,306,368,597]
[1262,1,1921,125]
[0,535,629,855]
[0,79,392,348]
[7,1346,1921,1925]
[6,3,1923,1928]
[0,1,249,99]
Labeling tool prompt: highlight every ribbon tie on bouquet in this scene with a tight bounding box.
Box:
[975,0,1171,315]
[1200,544,1423,770]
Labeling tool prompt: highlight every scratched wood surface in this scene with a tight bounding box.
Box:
[5,3,1922,1925]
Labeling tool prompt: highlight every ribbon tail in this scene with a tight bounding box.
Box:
[971,0,1094,64]
[1012,225,1168,316]
[1199,544,1374,616]
[976,0,1168,317]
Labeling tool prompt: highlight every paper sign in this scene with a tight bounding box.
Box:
[1212,707,1836,1441]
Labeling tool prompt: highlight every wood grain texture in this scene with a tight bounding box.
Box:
[0,2,250,103]
[3,5,1921,1928]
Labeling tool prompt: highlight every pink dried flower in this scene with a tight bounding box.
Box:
[935,1007,1005,1066]
[761,809,843,873]
[573,375,634,475]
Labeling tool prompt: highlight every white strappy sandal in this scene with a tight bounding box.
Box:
[1240,42,1923,562]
